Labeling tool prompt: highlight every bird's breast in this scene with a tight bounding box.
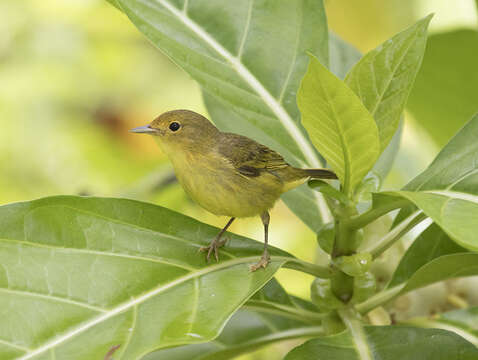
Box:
[169,151,283,217]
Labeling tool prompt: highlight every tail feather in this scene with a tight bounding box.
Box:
[302,168,337,180]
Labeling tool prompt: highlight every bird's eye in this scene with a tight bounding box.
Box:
[169,122,181,132]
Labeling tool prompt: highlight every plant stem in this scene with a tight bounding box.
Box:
[332,204,360,257]
[363,211,427,258]
[282,258,333,279]
[331,270,354,302]
[338,308,372,360]
[345,199,409,230]
[355,284,405,314]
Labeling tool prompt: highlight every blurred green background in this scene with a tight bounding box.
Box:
[1,0,477,358]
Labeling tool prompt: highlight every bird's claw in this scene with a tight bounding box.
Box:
[199,237,228,262]
[249,252,270,272]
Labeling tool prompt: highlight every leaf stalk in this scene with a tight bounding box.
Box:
[345,199,409,230]
[364,211,427,258]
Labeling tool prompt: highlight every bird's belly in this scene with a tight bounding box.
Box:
[174,162,282,218]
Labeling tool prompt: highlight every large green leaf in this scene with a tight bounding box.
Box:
[345,15,432,151]
[0,196,318,359]
[407,29,478,147]
[298,55,380,196]
[284,326,478,359]
[109,0,333,223]
[388,113,478,250]
[405,307,478,347]
[145,279,323,360]
[389,223,466,287]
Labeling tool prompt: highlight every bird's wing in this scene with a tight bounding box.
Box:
[218,133,289,177]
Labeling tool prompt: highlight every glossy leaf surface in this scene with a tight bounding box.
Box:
[298,55,380,196]
[0,196,297,359]
[284,326,478,359]
[345,15,432,151]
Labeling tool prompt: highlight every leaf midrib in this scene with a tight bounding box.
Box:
[315,73,351,194]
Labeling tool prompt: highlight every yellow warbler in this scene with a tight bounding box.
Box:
[131,110,336,270]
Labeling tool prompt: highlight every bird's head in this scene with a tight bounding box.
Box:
[130,110,219,154]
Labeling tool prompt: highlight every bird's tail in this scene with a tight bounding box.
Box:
[302,168,337,179]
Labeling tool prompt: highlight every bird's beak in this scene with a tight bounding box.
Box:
[129,125,157,134]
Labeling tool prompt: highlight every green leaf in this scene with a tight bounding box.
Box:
[389,223,467,287]
[0,196,308,359]
[276,34,363,231]
[404,113,478,192]
[405,307,478,347]
[407,29,478,146]
[144,308,323,360]
[109,0,333,224]
[145,279,324,360]
[284,326,478,359]
[390,113,478,251]
[297,55,380,196]
[345,15,432,151]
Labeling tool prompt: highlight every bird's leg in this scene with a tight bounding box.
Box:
[250,211,271,271]
[199,217,235,262]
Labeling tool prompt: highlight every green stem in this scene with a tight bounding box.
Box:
[355,284,405,314]
[345,199,409,230]
[363,211,427,258]
[338,308,372,360]
[331,269,354,302]
[282,258,333,279]
[332,204,360,257]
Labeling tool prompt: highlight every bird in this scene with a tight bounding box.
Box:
[130,110,337,271]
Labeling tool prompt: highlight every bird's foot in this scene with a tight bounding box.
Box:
[199,237,228,262]
[249,251,270,272]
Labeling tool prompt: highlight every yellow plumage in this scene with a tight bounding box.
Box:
[131,110,336,270]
